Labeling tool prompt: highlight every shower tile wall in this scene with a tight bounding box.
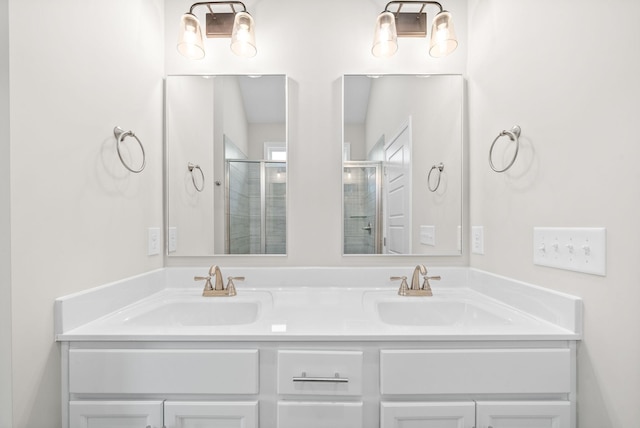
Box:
[228,161,251,254]
[228,161,286,254]
[265,165,286,254]
[248,165,261,254]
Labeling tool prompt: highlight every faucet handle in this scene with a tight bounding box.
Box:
[226,276,245,297]
[421,275,441,296]
[390,276,409,296]
[194,275,213,291]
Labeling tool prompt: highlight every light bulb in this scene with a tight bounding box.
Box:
[177,13,205,60]
[429,11,457,58]
[231,12,257,58]
[372,11,398,58]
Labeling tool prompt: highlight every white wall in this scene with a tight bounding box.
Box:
[0,0,12,426]
[166,76,215,256]
[8,1,165,426]
[165,0,469,267]
[248,123,286,159]
[467,1,640,426]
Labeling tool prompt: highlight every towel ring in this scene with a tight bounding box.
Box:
[489,125,521,173]
[427,162,444,192]
[114,126,146,173]
[188,162,205,192]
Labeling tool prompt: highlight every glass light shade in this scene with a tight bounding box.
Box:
[230,12,257,58]
[372,11,398,58]
[429,11,458,58]
[177,13,205,60]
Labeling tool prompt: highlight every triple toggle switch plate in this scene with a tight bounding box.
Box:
[533,227,606,276]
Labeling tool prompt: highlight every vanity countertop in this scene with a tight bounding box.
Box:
[55,267,582,342]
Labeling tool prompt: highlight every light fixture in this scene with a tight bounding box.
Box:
[177,1,257,60]
[372,1,458,58]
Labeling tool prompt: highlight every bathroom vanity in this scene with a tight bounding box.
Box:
[55,267,581,428]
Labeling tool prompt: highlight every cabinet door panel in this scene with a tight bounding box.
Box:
[164,401,258,428]
[277,401,362,428]
[381,402,475,428]
[69,401,163,428]
[476,401,571,428]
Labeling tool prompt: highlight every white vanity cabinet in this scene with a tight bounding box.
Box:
[275,350,364,427]
[62,342,575,428]
[380,401,570,428]
[379,347,575,428]
[64,345,260,428]
[381,402,476,428]
[163,401,259,428]
[69,400,258,428]
[476,401,571,428]
[69,400,164,428]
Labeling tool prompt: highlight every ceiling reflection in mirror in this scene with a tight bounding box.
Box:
[166,75,287,256]
[343,74,463,256]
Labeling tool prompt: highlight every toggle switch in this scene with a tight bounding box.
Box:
[533,227,606,276]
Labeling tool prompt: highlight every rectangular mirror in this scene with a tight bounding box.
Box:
[166,75,287,256]
[343,74,463,256]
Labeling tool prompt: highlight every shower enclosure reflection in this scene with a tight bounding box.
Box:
[343,162,381,254]
[166,75,287,256]
[227,160,286,254]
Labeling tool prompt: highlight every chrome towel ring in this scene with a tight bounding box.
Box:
[188,162,205,192]
[489,125,521,173]
[114,126,146,173]
[428,162,444,192]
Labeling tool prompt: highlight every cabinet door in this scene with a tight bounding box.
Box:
[381,402,475,428]
[476,401,571,428]
[277,401,363,428]
[164,401,258,428]
[69,401,163,428]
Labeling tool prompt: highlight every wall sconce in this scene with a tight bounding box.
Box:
[372,1,457,58]
[177,1,257,60]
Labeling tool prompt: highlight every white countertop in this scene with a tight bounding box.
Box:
[55,267,582,342]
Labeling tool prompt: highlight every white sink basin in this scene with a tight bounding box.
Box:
[124,300,260,327]
[376,300,526,327]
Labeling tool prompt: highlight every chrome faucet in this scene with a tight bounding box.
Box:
[391,264,441,296]
[195,265,244,297]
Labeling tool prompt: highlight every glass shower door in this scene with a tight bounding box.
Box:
[227,160,286,254]
[343,162,381,254]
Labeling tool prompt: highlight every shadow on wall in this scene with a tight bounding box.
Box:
[577,343,613,428]
[22,343,61,428]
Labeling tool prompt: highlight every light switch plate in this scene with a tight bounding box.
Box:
[472,226,484,254]
[533,227,606,276]
[168,227,177,253]
[148,227,160,256]
[420,225,436,246]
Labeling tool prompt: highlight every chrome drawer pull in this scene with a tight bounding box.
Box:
[292,371,349,383]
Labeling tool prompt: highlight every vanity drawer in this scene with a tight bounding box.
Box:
[277,350,363,396]
[277,401,363,428]
[380,349,571,395]
[69,349,259,394]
